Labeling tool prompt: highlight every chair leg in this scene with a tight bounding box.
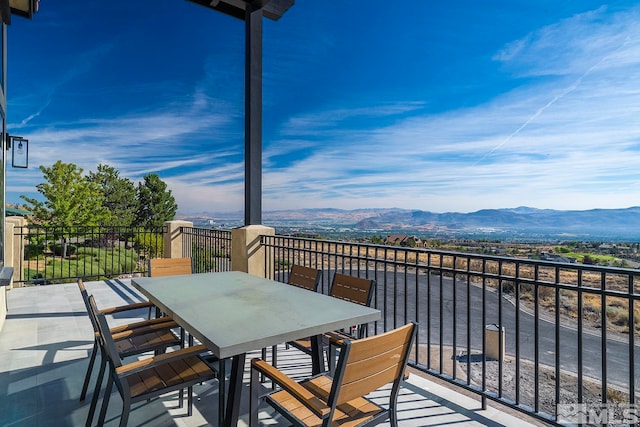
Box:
[389,406,398,427]
[327,343,339,374]
[119,395,131,427]
[271,345,277,367]
[97,374,114,427]
[86,356,107,427]
[271,345,278,390]
[249,365,260,427]
[80,340,98,401]
[389,381,401,427]
[260,347,267,382]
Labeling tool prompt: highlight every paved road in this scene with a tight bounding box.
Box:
[350,270,640,390]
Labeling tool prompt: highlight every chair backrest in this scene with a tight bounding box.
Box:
[77,279,99,334]
[330,322,416,407]
[148,257,193,277]
[88,293,124,369]
[329,273,375,307]
[288,265,322,292]
[330,273,376,339]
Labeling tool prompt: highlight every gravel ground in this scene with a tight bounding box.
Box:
[411,345,624,426]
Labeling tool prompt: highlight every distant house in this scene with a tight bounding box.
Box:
[385,234,408,246]
[384,234,423,248]
[538,251,577,263]
[6,207,31,217]
[407,236,423,247]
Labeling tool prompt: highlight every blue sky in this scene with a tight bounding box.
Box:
[5,1,640,214]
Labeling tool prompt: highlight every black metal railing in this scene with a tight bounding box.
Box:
[180,227,232,273]
[261,234,640,426]
[14,225,164,285]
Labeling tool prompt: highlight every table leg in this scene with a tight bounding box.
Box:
[310,335,323,375]
[224,353,246,427]
[218,358,226,427]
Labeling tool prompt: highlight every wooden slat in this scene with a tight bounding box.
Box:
[330,274,373,306]
[127,355,214,399]
[148,257,193,277]
[346,323,414,362]
[337,365,400,404]
[253,359,330,417]
[269,387,383,427]
[112,321,178,340]
[109,316,175,334]
[288,265,321,291]
[341,346,404,383]
[333,399,383,427]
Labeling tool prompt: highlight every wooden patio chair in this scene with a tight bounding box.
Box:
[87,294,218,427]
[265,265,323,369]
[287,273,375,371]
[148,257,193,277]
[77,279,180,403]
[249,322,416,427]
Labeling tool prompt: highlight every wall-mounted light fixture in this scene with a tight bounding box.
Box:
[7,134,28,168]
[0,0,38,24]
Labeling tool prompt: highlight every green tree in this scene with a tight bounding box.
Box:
[20,161,111,257]
[134,174,177,229]
[87,164,137,227]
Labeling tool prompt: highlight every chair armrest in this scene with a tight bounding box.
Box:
[324,330,348,346]
[100,301,154,315]
[116,344,209,376]
[251,358,330,418]
[109,316,176,334]
[111,320,179,340]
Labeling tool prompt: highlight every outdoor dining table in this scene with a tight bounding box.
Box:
[131,270,381,427]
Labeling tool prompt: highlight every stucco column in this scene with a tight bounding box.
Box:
[163,220,193,259]
[5,216,26,288]
[231,225,274,277]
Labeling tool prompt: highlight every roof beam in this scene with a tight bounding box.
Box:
[187,0,294,21]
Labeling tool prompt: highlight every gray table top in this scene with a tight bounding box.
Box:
[132,271,381,359]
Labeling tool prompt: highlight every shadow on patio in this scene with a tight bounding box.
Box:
[0,279,542,426]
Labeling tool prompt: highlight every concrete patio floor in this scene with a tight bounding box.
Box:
[0,278,545,426]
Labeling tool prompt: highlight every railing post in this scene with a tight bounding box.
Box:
[231,225,274,277]
[163,220,193,259]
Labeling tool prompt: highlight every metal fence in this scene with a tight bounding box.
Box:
[180,227,232,273]
[13,225,165,285]
[13,225,233,285]
[261,234,640,426]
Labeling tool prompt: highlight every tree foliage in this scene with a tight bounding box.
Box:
[21,162,178,232]
[20,161,111,228]
[87,164,137,227]
[134,174,178,229]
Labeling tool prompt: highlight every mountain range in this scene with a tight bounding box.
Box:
[179,206,640,241]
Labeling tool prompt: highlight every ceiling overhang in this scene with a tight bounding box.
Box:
[187,0,294,21]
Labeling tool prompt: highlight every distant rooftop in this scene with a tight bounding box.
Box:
[6,207,31,216]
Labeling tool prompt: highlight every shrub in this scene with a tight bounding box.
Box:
[49,243,77,257]
[606,305,629,327]
[133,231,163,259]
